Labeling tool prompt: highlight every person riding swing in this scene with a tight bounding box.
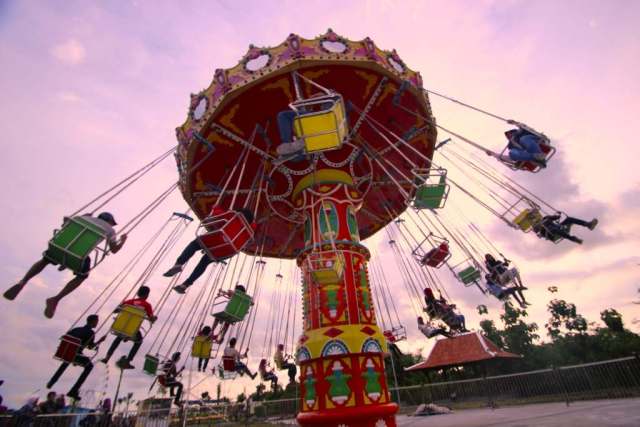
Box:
[4,212,127,318]
[165,207,256,294]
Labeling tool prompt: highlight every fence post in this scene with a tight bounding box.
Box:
[552,365,570,407]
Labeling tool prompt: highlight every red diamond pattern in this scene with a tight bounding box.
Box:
[324,327,344,338]
[360,326,376,336]
[299,335,309,344]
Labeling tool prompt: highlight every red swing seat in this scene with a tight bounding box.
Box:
[421,243,450,268]
[197,209,255,260]
[54,334,82,363]
[222,356,236,371]
[514,142,554,172]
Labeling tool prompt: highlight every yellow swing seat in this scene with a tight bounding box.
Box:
[110,305,146,339]
[308,252,345,285]
[513,208,543,232]
[191,335,213,359]
[292,94,348,154]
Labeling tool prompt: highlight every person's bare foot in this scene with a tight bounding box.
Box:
[44,298,58,319]
[3,283,24,300]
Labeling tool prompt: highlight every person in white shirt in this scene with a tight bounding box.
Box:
[417,316,452,339]
[223,338,256,379]
[4,212,127,318]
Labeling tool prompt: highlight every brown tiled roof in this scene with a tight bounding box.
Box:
[405,332,521,371]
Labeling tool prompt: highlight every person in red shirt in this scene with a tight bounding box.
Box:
[164,207,256,294]
[100,286,156,369]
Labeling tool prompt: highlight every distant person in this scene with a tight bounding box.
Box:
[503,128,547,168]
[101,286,156,369]
[4,212,127,318]
[165,207,256,294]
[417,316,452,339]
[258,359,278,390]
[47,314,105,401]
[38,391,62,414]
[273,344,297,384]
[484,274,529,308]
[210,285,251,343]
[158,352,184,406]
[223,338,256,379]
[195,325,213,372]
[533,213,597,244]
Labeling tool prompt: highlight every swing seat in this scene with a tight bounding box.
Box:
[513,208,543,232]
[411,168,450,210]
[420,244,450,268]
[308,252,345,285]
[212,291,253,323]
[514,142,555,172]
[383,326,407,343]
[191,335,213,359]
[44,216,110,275]
[219,356,238,380]
[197,210,254,260]
[457,266,481,285]
[292,94,348,154]
[110,305,146,339]
[54,335,82,363]
[143,354,160,376]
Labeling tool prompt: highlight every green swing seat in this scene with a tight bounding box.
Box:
[143,354,160,376]
[413,173,449,210]
[458,266,482,285]
[213,291,253,323]
[44,216,110,274]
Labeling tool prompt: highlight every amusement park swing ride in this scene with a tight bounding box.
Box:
[5,30,600,427]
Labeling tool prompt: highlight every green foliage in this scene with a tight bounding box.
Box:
[601,309,624,333]
[480,300,640,371]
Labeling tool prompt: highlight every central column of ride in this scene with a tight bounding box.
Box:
[294,175,398,427]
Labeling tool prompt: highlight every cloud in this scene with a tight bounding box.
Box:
[56,91,82,103]
[50,39,86,65]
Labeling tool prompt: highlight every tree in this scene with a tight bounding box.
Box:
[500,302,539,355]
[546,299,587,339]
[601,309,624,333]
[479,319,504,348]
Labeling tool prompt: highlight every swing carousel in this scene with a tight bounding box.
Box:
[18,29,601,427]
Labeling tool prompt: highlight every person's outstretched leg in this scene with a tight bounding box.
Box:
[45,274,88,318]
[47,363,70,388]
[202,358,209,371]
[126,332,143,362]
[164,240,201,277]
[175,255,213,293]
[4,258,50,300]
[173,382,183,404]
[102,337,123,363]
[68,356,93,399]
[561,216,597,230]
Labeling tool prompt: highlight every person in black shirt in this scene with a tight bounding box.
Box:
[47,314,105,401]
[533,213,598,244]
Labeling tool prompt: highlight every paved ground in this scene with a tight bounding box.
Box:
[395,398,640,427]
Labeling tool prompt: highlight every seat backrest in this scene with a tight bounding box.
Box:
[293,97,347,153]
[192,335,213,358]
[111,305,147,339]
[54,335,82,363]
[225,292,253,322]
[222,356,236,371]
[414,185,446,209]
[458,266,481,284]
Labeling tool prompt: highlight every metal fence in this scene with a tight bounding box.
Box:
[2,356,638,425]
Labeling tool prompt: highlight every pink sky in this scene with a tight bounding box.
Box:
[1,0,639,409]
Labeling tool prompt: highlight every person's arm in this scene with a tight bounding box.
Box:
[109,234,127,253]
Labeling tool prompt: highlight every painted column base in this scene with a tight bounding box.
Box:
[297,403,398,427]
